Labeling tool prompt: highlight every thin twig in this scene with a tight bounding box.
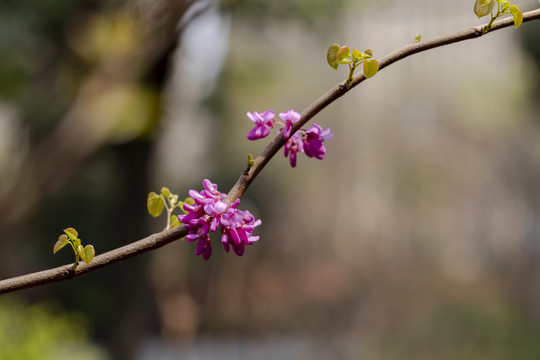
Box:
[1,8,539,295]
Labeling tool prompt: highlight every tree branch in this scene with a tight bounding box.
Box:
[226,8,540,202]
[1,8,539,295]
[0,225,188,294]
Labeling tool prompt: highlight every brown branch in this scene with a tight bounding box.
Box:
[226,8,540,202]
[1,8,539,295]
[0,225,188,294]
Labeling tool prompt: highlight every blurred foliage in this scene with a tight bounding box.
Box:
[67,11,141,65]
[521,19,540,99]
[220,0,349,28]
[0,0,78,100]
[0,0,90,141]
[0,296,108,360]
[377,303,540,360]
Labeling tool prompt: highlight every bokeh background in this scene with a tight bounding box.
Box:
[1,0,540,359]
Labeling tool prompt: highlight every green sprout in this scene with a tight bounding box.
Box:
[53,228,95,270]
[327,43,379,87]
[247,153,255,169]
[474,0,523,33]
[147,187,191,230]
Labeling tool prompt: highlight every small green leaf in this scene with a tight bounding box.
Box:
[147,192,165,217]
[337,46,352,64]
[327,43,341,70]
[53,234,70,254]
[363,59,379,78]
[169,194,179,206]
[474,0,495,18]
[351,49,361,61]
[413,34,422,43]
[160,187,171,198]
[170,215,180,228]
[500,1,510,13]
[510,5,523,28]
[73,237,81,250]
[352,49,371,62]
[63,227,79,241]
[76,244,83,257]
[364,49,374,57]
[247,153,255,168]
[79,245,95,264]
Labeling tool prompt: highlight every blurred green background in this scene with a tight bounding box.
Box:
[1,0,540,359]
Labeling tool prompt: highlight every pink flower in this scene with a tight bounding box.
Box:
[279,109,301,139]
[178,179,262,260]
[244,108,333,168]
[303,124,333,160]
[246,110,275,140]
[284,132,304,167]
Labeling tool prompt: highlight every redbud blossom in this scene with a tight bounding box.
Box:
[303,123,333,160]
[246,109,333,168]
[279,109,301,139]
[246,110,275,140]
[284,132,304,168]
[178,179,261,260]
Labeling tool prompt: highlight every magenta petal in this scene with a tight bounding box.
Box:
[205,201,226,216]
[202,244,212,260]
[230,228,241,245]
[222,233,230,253]
[221,231,229,244]
[210,216,220,232]
[247,126,261,140]
[261,110,275,121]
[214,201,227,213]
[185,234,199,242]
[202,179,218,193]
[246,111,257,123]
[289,152,297,167]
[236,227,249,244]
[189,190,203,202]
[189,216,202,223]
[243,211,255,223]
[230,199,241,209]
[200,222,210,237]
[195,237,207,255]
[232,243,245,256]
[248,125,271,140]
[279,110,300,123]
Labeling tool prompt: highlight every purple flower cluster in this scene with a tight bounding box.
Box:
[178,179,261,260]
[246,109,333,167]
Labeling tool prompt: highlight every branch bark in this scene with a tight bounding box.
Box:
[1,8,539,295]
